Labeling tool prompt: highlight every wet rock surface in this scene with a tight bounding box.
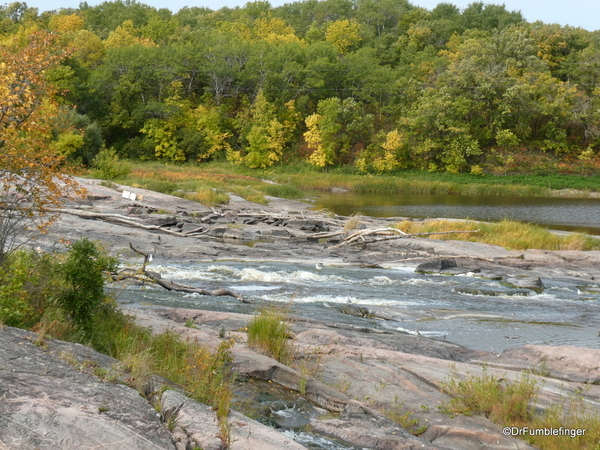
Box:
[122,306,600,450]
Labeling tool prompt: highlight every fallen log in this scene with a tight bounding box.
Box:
[57,209,188,236]
[119,243,248,303]
[328,227,407,250]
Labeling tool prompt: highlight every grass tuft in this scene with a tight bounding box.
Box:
[247,308,294,365]
[343,213,363,231]
[384,404,428,435]
[440,367,537,423]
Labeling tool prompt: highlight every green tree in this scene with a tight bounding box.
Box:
[235,90,299,168]
[304,97,373,167]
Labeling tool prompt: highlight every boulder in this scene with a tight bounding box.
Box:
[495,345,600,384]
[285,219,328,232]
[503,276,544,292]
[222,228,257,240]
[0,327,175,450]
[416,258,458,273]
[142,214,178,227]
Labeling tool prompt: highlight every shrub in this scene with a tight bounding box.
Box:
[92,147,132,180]
[0,250,61,328]
[59,239,118,333]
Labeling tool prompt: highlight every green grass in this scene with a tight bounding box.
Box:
[258,184,305,199]
[440,367,600,450]
[383,404,428,436]
[440,367,538,423]
[85,161,600,210]
[396,219,600,251]
[247,308,294,365]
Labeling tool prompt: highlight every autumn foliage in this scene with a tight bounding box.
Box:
[3,0,600,180]
[0,31,75,261]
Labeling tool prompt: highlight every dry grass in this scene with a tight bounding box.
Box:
[440,367,600,450]
[112,162,307,206]
[343,213,363,231]
[395,219,600,251]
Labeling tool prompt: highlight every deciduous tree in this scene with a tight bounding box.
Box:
[0,31,77,263]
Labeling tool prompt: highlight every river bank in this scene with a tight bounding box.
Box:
[9,176,600,450]
[37,177,600,281]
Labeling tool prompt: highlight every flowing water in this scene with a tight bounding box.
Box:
[114,192,600,448]
[116,261,600,353]
[116,260,600,449]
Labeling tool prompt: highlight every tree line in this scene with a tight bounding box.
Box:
[2,0,600,175]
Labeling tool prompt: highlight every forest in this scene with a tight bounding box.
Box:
[2,0,600,175]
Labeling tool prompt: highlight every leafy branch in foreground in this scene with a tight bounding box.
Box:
[0,31,81,263]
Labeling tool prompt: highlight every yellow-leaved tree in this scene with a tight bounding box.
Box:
[325,19,361,54]
[356,130,405,173]
[233,90,299,168]
[0,31,78,263]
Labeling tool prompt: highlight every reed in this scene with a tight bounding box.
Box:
[395,219,600,251]
[90,161,599,208]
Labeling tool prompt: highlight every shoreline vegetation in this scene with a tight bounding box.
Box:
[395,219,600,251]
[92,161,600,210]
[87,159,600,250]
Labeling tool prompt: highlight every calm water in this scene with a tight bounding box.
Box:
[311,192,600,235]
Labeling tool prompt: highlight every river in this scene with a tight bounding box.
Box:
[310,191,600,235]
[116,261,600,354]
[114,191,600,450]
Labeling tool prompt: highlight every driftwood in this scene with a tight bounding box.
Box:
[329,227,407,249]
[330,226,481,249]
[58,209,190,236]
[119,243,248,303]
[385,254,495,264]
[359,229,482,246]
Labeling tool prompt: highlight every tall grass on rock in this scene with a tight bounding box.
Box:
[440,367,538,424]
[247,308,294,365]
[396,219,600,251]
[440,367,600,450]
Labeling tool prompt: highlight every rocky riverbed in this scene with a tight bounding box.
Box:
[2,177,600,450]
